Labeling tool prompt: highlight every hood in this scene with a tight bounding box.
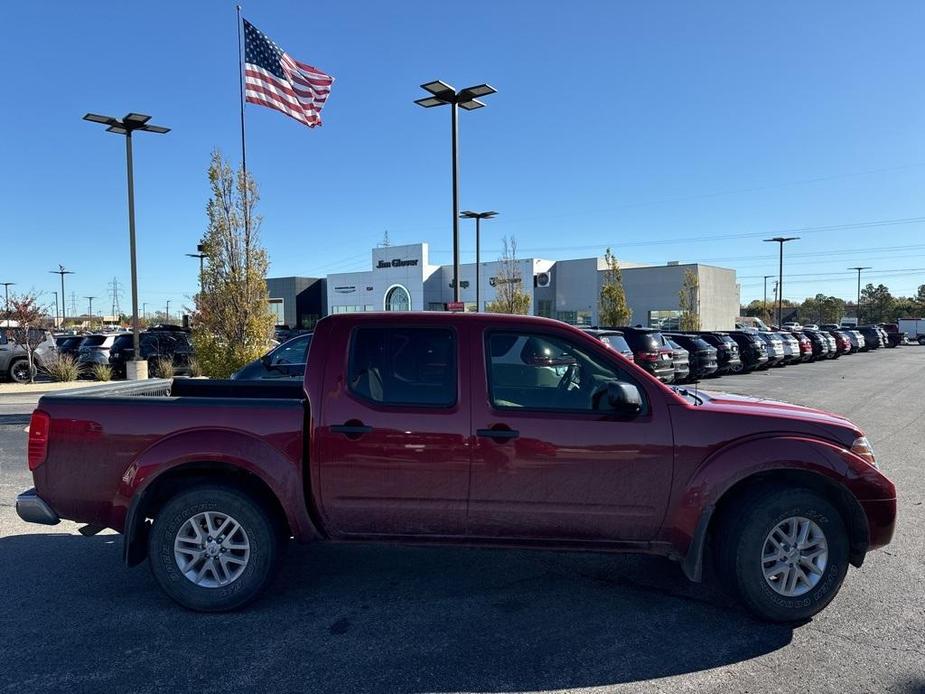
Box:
[694,389,861,446]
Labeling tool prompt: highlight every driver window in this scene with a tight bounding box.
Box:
[486,332,639,412]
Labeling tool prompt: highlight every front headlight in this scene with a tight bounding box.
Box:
[850,436,878,469]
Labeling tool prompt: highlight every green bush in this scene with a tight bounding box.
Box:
[42,354,80,382]
[152,356,175,379]
[90,363,112,381]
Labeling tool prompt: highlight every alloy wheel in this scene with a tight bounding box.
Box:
[173,511,251,588]
[761,516,828,597]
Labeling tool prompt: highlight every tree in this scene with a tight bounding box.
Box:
[598,248,631,326]
[678,268,700,331]
[743,299,773,323]
[860,283,895,324]
[484,236,531,315]
[5,291,46,383]
[191,150,275,378]
[799,294,846,325]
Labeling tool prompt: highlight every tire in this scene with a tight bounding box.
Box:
[715,486,849,622]
[9,359,34,384]
[148,485,282,612]
[918,336,925,346]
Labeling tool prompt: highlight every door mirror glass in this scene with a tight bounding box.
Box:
[595,380,642,417]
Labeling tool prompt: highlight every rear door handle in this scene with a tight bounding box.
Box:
[477,428,520,441]
[330,424,373,435]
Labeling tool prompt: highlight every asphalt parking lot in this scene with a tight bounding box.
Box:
[1,349,923,694]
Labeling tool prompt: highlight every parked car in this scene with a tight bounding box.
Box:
[879,324,904,348]
[665,333,718,380]
[662,337,689,383]
[109,327,193,378]
[827,330,852,355]
[802,329,832,359]
[788,331,814,362]
[857,325,883,351]
[76,334,118,368]
[727,331,769,372]
[15,312,897,622]
[846,330,866,353]
[776,332,801,364]
[54,335,84,361]
[231,332,314,380]
[877,326,898,348]
[0,328,57,383]
[613,326,674,382]
[696,332,743,374]
[581,329,635,363]
[757,331,786,367]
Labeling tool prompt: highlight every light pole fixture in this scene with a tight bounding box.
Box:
[186,244,209,296]
[1,282,13,328]
[763,236,799,328]
[849,266,871,324]
[85,297,96,330]
[460,211,498,312]
[166,299,171,324]
[415,80,496,303]
[49,265,73,326]
[84,112,170,379]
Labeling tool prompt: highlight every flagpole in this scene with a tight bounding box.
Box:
[236,4,250,238]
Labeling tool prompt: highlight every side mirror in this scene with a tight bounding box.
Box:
[599,380,642,417]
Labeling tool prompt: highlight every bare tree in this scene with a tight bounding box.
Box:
[485,236,531,315]
[191,150,275,378]
[6,291,47,383]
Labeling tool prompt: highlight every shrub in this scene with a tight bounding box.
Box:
[89,363,112,381]
[152,356,175,379]
[42,353,80,382]
[187,357,203,378]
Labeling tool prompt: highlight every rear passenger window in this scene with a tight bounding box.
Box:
[348,327,456,407]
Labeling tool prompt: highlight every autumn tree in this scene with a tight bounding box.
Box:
[678,268,701,331]
[744,299,773,323]
[860,283,895,324]
[484,236,531,315]
[598,248,631,326]
[799,294,846,325]
[191,150,275,378]
[5,291,47,383]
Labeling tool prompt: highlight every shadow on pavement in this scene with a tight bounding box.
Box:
[0,533,793,693]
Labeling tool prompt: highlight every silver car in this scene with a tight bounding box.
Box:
[76,334,119,367]
[0,328,57,383]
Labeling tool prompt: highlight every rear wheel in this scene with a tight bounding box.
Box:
[9,359,34,384]
[148,485,281,611]
[715,486,849,622]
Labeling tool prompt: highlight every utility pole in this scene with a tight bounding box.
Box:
[166,299,171,324]
[108,277,123,320]
[1,282,14,328]
[849,267,871,324]
[763,275,774,308]
[85,296,96,330]
[49,265,74,326]
[52,291,59,329]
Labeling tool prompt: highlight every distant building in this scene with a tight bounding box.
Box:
[265,276,326,329]
[320,242,740,330]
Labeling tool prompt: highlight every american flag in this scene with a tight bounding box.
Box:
[243,19,334,128]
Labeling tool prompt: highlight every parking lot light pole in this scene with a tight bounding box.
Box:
[849,267,871,324]
[762,275,774,311]
[85,296,96,331]
[1,282,13,328]
[83,112,170,380]
[49,265,73,327]
[186,244,209,296]
[460,211,498,311]
[415,81,496,303]
[763,236,799,328]
[166,300,171,324]
[52,291,58,329]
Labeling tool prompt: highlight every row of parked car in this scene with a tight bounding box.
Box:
[580,323,898,385]
[54,325,193,378]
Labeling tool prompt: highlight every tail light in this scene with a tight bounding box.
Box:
[28,410,51,471]
[635,351,659,362]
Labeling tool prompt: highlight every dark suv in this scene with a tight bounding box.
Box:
[611,327,674,382]
[696,332,742,374]
[109,326,192,378]
[666,333,718,380]
[728,331,769,372]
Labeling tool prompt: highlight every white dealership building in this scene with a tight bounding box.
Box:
[322,242,740,330]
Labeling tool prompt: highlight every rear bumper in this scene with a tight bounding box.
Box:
[15,488,60,525]
[861,498,897,550]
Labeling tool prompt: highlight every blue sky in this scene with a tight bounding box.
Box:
[3,1,925,317]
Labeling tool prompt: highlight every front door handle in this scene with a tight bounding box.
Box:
[477,428,520,441]
[330,423,373,436]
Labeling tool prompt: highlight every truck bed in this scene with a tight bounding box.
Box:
[32,378,306,534]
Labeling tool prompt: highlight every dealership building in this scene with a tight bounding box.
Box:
[261,242,738,330]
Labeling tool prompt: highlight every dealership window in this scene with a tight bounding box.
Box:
[427,302,445,312]
[556,310,577,324]
[348,327,456,406]
[268,298,285,326]
[536,299,553,318]
[384,285,411,311]
[648,310,682,330]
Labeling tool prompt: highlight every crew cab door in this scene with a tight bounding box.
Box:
[468,328,674,542]
[316,322,471,537]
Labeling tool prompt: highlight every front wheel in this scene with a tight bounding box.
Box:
[9,359,34,384]
[715,487,849,622]
[148,485,281,611]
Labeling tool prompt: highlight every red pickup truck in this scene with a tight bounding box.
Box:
[16,313,896,621]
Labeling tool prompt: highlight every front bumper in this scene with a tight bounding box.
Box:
[15,488,60,525]
[860,498,897,550]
